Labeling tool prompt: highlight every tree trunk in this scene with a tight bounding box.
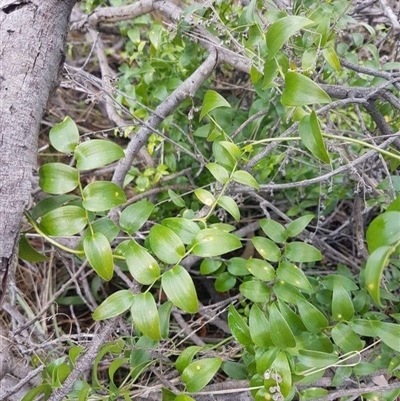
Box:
[0,0,76,302]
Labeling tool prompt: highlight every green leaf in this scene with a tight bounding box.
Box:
[296,297,328,333]
[350,319,377,337]
[269,303,296,349]
[200,90,231,120]
[82,181,126,212]
[161,218,201,244]
[206,162,230,184]
[168,189,186,207]
[131,293,161,340]
[298,349,338,368]
[200,258,222,275]
[84,232,114,281]
[228,304,252,346]
[214,272,236,292]
[322,46,341,71]
[365,245,393,306]
[273,280,303,304]
[120,200,154,234]
[176,346,202,374]
[19,235,49,262]
[125,240,160,285]
[162,265,198,313]
[266,16,314,59]
[149,225,185,264]
[366,211,400,252]
[39,163,79,195]
[227,257,250,276]
[252,236,281,262]
[182,358,222,392]
[270,351,292,398]
[276,261,312,292]
[260,218,288,243]
[332,281,354,321]
[194,188,215,206]
[278,300,307,334]
[246,258,275,281]
[299,111,330,164]
[240,280,270,302]
[231,170,259,190]
[75,139,125,171]
[40,205,87,236]
[31,194,79,220]
[158,301,173,338]
[284,242,322,263]
[285,214,314,237]
[331,323,363,353]
[221,361,248,380]
[92,290,134,320]
[49,116,79,153]
[371,320,400,352]
[192,228,242,257]
[281,72,331,106]
[217,196,240,222]
[300,388,328,400]
[249,304,274,348]
[219,141,242,162]
[81,217,119,244]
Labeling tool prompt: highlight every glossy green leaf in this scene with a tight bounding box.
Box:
[260,218,287,243]
[162,218,201,245]
[194,188,215,206]
[281,72,331,106]
[206,162,230,184]
[252,236,281,262]
[162,265,198,313]
[214,272,236,292]
[200,90,231,120]
[228,304,252,346]
[331,323,363,353]
[200,258,222,275]
[39,163,79,195]
[332,281,354,321]
[365,245,393,306]
[81,217,119,244]
[249,304,274,348]
[371,321,400,352]
[182,358,222,392]
[19,235,49,262]
[296,297,328,333]
[266,16,313,59]
[92,290,134,320]
[158,301,173,338]
[227,257,250,276]
[212,141,236,171]
[30,194,79,220]
[219,141,242,162]
[246,258,275,281]
[299,111,330,164]
[269,303,296,349]
[49,116,79,154]
[323,274,358,291]
[176,346,202,374]
[75,139,124,170]
[298,349,338,368]
[322,46,341,71]
[149,225,185,264]
[366,211,400,252]
[284,242,322,263]
[273,280,303,304]
[120,200,154,234]
[84,232,114,281]
[40,205,87,236]
[231,170,259,190]
[240,280,271,302]
[131,293,161,340]
[285,214,314,237]
[125,240,160,285]
[192,228,242,257]
[276,261,312,291]
[82,181,126,212]
[217,196,240,222]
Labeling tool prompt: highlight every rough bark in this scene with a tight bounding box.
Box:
[0,0,76,302]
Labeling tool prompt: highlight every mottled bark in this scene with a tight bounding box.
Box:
[0,0,76,302]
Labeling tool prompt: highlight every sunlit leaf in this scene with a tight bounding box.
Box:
[131,293,161,340]
[366,211,400,253]
[252,236,281,262]
[192,228,242,257]
[246,258,275,281]
[266,16,314,59]
[75,140,124,171]
[296,297,328,333]
[39,163,79,195]
[219,141,242,162]
[200,90,231,120]
[284,242,322,263]
[182,358,222,392]
[371,321,400,352]
[249,304,274,348]
[194,188,215,206]
[92,290,134,320]
[49,116,79,154]
[120,200,154,235]
[281,72,331,106]
[331,323,363,353]
[231,170,259,190]
[260,218,287,243]
[285,214,314,237]
[276,261,312,292]
[149,225,185,264]
[30,194,79,220]
[217,196,240,222]
[84,232,114,281]
[322,46,341,71]
[162,217,201,244]
[332,281,354,321]
[162,265,198,313]
[298,349,338,368]
[176,346,202,374]
[206,162,230,184]
[82,181,126,212]
[40,206,87,236]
